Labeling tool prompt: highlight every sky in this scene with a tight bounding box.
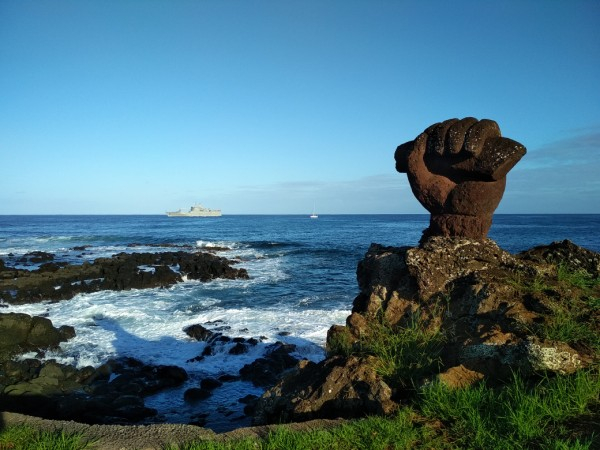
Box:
[1,0,599,215]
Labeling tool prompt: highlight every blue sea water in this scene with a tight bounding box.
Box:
[0,214,598,430]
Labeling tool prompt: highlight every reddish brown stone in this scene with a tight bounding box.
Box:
[395,118,526,240]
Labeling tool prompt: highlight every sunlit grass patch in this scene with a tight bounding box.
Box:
[419,369,599,449]
[358,314,445,388]
[0,425,91,450]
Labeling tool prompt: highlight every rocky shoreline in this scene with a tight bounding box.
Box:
[1,238,598,447]
[1,248,249,304]
[0,247,309,428]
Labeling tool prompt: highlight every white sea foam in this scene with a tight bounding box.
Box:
[1,221,357,430]
[7,284,349,370]
[196,240,237,249]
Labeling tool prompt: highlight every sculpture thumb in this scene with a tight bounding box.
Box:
[405,133,455,214]
[394,141,413,173]
[450,137,527,181]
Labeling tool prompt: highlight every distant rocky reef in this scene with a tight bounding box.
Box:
[0,248,271,426]
[0,250,249,304]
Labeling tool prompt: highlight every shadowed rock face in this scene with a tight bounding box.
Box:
[395,118,526,240]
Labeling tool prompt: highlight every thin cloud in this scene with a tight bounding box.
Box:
[220,173,416,214]
[521,126,600,169]
[237,174,406,194]
[503,125,600,213]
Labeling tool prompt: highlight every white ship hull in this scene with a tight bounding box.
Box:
[166,204,222,217]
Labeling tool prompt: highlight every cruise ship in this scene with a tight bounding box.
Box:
[166,204,222,217]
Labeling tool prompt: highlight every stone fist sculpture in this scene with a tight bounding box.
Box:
[395,117,526,240]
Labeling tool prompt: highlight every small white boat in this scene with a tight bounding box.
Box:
[310,205,318,219]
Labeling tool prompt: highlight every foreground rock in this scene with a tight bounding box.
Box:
[254,355,396,425]
[0,312,191,424]
[0,312,75,361]
[254,238,599,424]
[1,354,188,424]
[1,251,249,304]
[341,238,597,379]
[0,311,301,427]
[239,342,299,387]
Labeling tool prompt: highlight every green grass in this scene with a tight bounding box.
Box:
[357,314,445,388]
[0,425,91,450]
[419,369,599,449]
[168,407,445,450]
[326,326,355,358]
[328,305,447,388]
[508,272,552,294]
[542,304,600,351]
[508,265,600,353]
[167,370,598,449]
[557,264,599,291]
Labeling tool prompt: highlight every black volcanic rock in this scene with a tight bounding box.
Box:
[0,312,75,361]
[18,251,55,265]
[184,324,217,342]
[184,387,211,402]
[239,342,299,387]
[519,239,600,277]
[1,251,249,304]
[0,356,188,424]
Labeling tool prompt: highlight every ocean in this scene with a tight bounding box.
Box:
[1,214,598,430]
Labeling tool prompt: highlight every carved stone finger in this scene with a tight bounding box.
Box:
[426,119,458,156]
[446,117,477,155]
[464,119,500,156]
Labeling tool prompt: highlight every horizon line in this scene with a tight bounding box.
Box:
[1,213,599,216]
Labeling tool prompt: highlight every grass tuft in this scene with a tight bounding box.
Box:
[0,426,91,450]
[358,313,445,387]
[419,369,599,449]
[557,264,599,291]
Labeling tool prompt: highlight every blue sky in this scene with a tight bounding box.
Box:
[1,0,599,214]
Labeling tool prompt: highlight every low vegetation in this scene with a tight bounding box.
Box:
[352,312,446,389]
[419,369,599,449]
[0,425,91,450]
[509,262,600,353]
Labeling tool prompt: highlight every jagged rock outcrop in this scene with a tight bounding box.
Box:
[254,355,396,425]
[239,342,300,387]
[1,251,249,304]
[395,118,526,240]
[343,238,597,380]
[0,313,75,361]
[254,238,598,424]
